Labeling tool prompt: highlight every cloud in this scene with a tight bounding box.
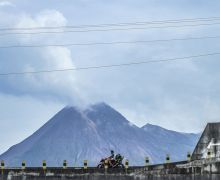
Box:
[0,10,86,105]
[16,10,67,29]
[0,1,14,7]
[0,1,220,139]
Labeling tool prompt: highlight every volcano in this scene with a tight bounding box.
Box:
[0,102,199,167]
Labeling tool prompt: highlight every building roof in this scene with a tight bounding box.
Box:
[191,122,220,160]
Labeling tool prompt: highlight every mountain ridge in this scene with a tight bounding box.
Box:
[0,102,200,166]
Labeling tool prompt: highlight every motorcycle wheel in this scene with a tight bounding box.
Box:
[119,164,125,168]
[97,164,103,168]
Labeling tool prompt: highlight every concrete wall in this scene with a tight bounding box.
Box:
[192,123,220,160]
[1,174,220,180]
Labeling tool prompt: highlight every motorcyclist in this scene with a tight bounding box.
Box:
[109,150,114,159]
[108,150,115,167]
[115,154,121,162]
[97,151,124,168]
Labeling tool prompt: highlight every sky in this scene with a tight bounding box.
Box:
[1,0,220,154]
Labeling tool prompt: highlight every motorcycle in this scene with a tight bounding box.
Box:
[97,153,125,168]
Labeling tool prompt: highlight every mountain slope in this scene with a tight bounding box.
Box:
[84,103,163,164]
[0,103,200,166]
[142,124,199,161]
[0,106,106,166]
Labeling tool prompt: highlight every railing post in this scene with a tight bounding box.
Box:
[166,154,170,163]
[1,160,4,176]
[63,160,67,169]
[187,152,191,162]
[42,160,46,174]
[22,160,26,171]
[125,159,129,174]
[145,157,150,166]
[83,160,88,169]
[207,149,212,159]
[104,159,108,173]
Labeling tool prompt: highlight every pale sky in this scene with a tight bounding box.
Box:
[1,0,220,154]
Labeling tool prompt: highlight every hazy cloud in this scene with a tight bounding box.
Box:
[0,1,14,7]
[1,0,220,152]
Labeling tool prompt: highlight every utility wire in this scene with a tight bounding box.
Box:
[0,35,220,49]
[1,16,220,31]
[0,52,220,76]
[1,22,220,36]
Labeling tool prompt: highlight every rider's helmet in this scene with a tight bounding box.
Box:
[110,150,114,158]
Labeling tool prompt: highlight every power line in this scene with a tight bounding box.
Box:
[0,35,220,49]
[1,22,220,36]
[0,52,219,76]
[1,16,220,31]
